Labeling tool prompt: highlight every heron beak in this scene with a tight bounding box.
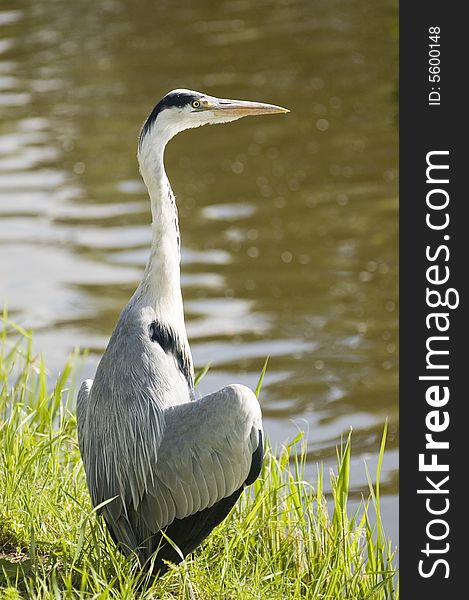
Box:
[206,97,290,117]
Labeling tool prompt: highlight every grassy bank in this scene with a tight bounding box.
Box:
[0,316,398,599]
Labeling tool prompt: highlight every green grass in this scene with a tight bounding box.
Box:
[0,314,398,599]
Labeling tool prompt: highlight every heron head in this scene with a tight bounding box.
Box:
[138,88,289,151]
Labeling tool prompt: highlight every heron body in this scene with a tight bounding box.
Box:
[77,89,288,573]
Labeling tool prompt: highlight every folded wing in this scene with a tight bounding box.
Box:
[79,383,263,570]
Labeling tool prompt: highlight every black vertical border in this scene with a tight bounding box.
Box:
[400,3,464,595]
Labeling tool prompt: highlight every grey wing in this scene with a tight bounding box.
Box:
[77,379,138,547]
[150,383,262,525]
[102,383,263,564]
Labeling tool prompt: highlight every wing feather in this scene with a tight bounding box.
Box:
[76,379,93,455]
[192,451,210,508]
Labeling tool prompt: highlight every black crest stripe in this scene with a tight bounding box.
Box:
[139,92,200,145]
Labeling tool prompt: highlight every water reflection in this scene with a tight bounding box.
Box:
[1,0,398,543]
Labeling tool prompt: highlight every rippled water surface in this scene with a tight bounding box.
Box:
[1,0,398,544]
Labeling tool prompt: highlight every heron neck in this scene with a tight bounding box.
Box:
[137,146,185,329]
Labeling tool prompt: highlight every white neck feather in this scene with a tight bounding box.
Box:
[133,126,186,331]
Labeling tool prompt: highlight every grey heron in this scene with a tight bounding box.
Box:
[76,89,289,574]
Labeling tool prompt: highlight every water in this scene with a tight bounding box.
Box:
[1,0,398,546]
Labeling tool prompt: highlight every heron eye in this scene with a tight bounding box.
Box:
[192,100,200,109]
